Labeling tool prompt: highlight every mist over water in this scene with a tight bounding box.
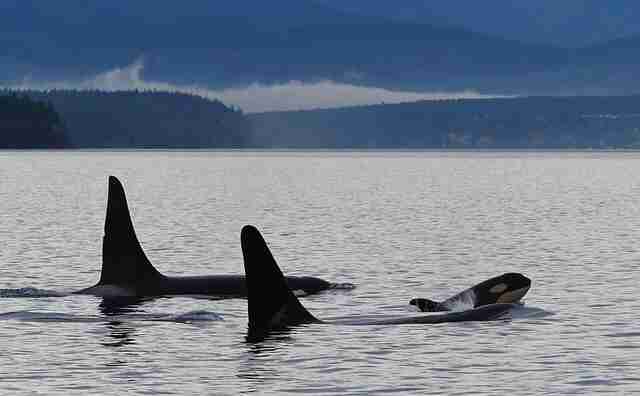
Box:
[5,59,501,112]
[1,150,639,394]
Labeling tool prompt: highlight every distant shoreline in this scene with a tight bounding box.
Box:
[4,90,640,150]
[3,148,640,154]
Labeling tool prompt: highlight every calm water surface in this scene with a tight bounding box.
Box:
[0,151,639,395]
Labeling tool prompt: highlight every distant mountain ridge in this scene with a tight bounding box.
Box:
[316,0,640,47]
[2,0,640,95]
[0,0,567,86]
[249,95,640,149]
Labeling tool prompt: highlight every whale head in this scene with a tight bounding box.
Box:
[474,272,531,305]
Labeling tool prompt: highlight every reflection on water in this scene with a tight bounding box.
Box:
[101,321,137,348]
[245,327,294,345]
[99,297,151,316]
[236,329,295,392]
[99,297,144,348]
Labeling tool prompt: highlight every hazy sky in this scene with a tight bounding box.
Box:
[8,60,502,113]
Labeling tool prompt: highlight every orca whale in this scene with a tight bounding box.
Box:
[241,225,515,341]
[74,176,335,298]
[409,273,531,312]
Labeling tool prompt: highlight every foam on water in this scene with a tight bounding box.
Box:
[292,282,355,296]
[0,287,68,298]
[0,311,103,322]
[507,304,555,319]
[0,310,224,323]
[168,310,224,322]
[330,282,357,290]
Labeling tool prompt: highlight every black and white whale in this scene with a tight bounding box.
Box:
[74,177,338,298]
[240,225,516,341]
[409,273,531,312]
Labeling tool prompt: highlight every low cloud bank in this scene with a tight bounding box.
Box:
[7,60,505,113]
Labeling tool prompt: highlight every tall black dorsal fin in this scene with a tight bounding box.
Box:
[241,225,318,335]
[99,176,162,285]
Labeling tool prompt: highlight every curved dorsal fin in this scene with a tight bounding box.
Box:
[241,225,318,337]
[98,176,162,286]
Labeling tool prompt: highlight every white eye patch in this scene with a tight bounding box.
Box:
[489,283,508,294]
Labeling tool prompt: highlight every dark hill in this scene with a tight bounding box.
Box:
[0,93,70,148]
[249,96,640,149]
[13,90,252,148]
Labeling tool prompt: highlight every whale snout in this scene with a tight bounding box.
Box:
[495,273,531,304]
[502,273,531,289]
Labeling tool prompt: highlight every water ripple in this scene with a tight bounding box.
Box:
[2,151,640,395]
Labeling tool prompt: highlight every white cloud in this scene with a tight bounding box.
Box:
[6,59,506,113]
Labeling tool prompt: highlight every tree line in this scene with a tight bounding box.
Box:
[249,95,640,149]
[4,89,640,149]
[11,89,252,148]
[0,92,70,148]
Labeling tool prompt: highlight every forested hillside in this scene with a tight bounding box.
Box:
[5,90,640,149]
[0,93,69,148]
[11,90,252,148]
[249,96,640,149]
